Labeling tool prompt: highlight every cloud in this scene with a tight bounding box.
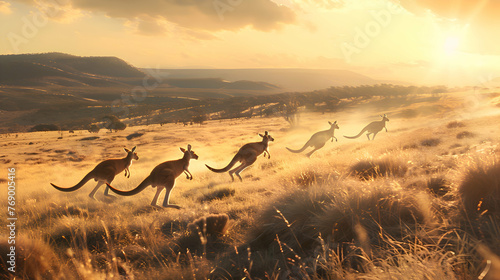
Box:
[304,0,345,9]
[135,18,168,36]
[13,0,296,32]
[0,1,12,14]
[399,0,500,55]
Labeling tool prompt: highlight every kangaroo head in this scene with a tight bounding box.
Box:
[259,131,274,142]
[380,114,389,122]
[328,121,340,129]
[124,146,139,160]
[180,144,199,160]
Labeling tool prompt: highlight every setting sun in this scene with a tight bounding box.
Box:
[444,36,460,55]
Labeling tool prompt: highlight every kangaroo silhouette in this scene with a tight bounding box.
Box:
[286,121,339,157]
[344,115,389,140]
[206,131,274,182]
[106,145,198,209]
[50,146,139,199]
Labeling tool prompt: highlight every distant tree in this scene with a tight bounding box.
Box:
[280,99,300,127]
[102,115,126,132]
[192,114,208,125]
[113,121,126,131]
[88,124,100,133]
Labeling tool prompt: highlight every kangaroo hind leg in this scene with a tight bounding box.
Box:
[162,177,180,209]
[88,181,104,200]
[234,157,257,181]
[229,162,247,182]
[103,175,116,197]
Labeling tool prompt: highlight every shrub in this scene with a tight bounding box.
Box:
[456,131,475,139]
[446,121,465,128]
[421,138,441,147]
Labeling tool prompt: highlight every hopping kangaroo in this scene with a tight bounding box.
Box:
[106,145,198,209]
[344,114,389,140]
[206,131,274,182]
[50,146,139,199]
[286,121,339,158]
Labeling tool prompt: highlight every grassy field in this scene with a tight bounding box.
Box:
[1,89,500,279]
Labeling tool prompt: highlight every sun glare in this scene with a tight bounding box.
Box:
[444,36,460,55]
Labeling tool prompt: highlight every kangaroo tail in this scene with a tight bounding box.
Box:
[206,155,240,173]
[286,140,310,153]
[344,127,367,139]
[106,176,151,196]
[50,172,94,192]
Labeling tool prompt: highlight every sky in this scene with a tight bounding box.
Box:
[1,0,500,86]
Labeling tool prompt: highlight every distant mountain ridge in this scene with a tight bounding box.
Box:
[0,52,145,87]
[152,68,379,91]
[0,52,384,91]
[164,78,280,91]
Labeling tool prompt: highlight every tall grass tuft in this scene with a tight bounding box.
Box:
[0,237,60,279]
[200,187,235,202]
[427,176,451,197]
[249,182,433,255]
[459,158,500,214]
[350,157,408,180]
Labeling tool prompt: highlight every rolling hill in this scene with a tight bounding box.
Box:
[0,52,145,87]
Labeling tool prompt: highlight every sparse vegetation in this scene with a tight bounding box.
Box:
[201,187,235,202]
[2,87,500,279]
[421,138,441,147]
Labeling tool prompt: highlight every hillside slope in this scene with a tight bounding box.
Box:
[0,52,145,86]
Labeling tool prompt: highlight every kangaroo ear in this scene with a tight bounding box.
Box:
[328,121,332,125]
[131,146,137,152]
[384,114,387,117]
[124,148,130,153]
[334,121,337,124]
[187,144,192,151]
[180,147,186,153]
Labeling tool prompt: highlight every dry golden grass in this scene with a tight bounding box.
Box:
[1,90,500,279]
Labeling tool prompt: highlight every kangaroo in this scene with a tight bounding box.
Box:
[206,131,274,182]
[344,114,389,140]
[286,121,339,158]
[50,146,139,199]
[106,145,198,209]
